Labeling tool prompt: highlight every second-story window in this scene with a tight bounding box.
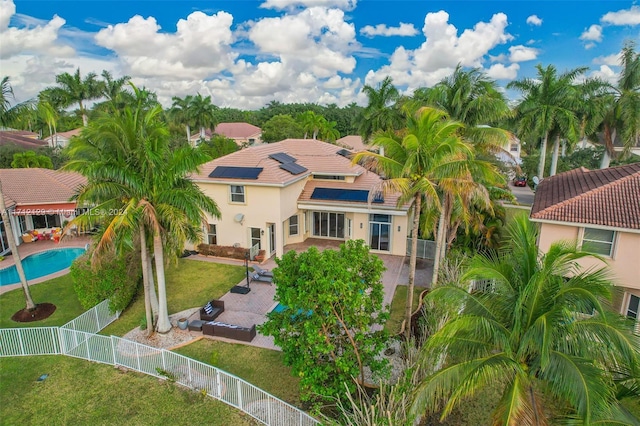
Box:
[230,185,245,203]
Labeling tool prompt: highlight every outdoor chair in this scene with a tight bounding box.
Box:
[252,264,273,278]
[251,273,273,284]
[199,300,225,322]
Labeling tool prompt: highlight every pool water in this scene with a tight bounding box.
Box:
[0,248,86,286]
[270,303,312,317]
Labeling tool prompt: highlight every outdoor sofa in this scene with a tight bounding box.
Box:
[202,321,256,342]
[199,300,225,322]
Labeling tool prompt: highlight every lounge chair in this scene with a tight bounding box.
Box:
[252,264,273,278]
[250,272,273,284]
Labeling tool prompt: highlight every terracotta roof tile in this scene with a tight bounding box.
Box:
[214,122,261,139]
[530,163,640,230]
[337,135,367,152]
[0,168,86,207]
[0,131,48,149]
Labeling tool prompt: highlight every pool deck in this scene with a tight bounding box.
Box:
[0,235,92,295]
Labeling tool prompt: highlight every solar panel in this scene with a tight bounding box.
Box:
[209,166,263,179]
[310,188,384,203]
[280,162,308,175]
[269,152,297,164]
[336,149,352,158]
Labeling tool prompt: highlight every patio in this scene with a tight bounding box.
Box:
[182,239,433,351]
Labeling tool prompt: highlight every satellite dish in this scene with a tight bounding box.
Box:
[532,176,540,185]
[234,213,245,224]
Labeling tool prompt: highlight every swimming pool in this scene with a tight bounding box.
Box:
[0,248,86,286]
[270,303,312,317]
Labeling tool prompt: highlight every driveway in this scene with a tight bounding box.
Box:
[510,183,536,206]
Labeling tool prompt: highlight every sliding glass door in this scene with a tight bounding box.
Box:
[312,212,345,239]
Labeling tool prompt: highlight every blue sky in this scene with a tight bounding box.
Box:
[2,0,639,109]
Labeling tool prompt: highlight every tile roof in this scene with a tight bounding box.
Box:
[0,131,48,149]
[0,168,86,209]
[214,122,261,139]
[530,163,640,230]
[193,138,406,210]
[337,135,366,152]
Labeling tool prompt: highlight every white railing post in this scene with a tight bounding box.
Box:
[161,349,166,372]
[237,381,243,409]
[86,333,91,360]
[17,328,24,355]
[111,336,117,366]
[187,358,193,388]
[51,327,58,354]
[216,370,222,398]
[95,305,101,330]
[135,344,141,372]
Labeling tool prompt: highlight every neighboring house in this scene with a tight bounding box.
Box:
[45,128,82,148]
[0,131,48,150]
[495,132,522,169]
[336,135,367,152]
[0,168,86,254]
[530,163,640,332]
[191,139,410,260]
[214,122,262,146]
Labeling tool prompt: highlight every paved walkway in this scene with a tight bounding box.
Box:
[184,240,433,351]
[0,235,92,295]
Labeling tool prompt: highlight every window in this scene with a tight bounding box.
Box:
[32,214,61,229]
[626,294,639,320]
[312,212,345,238]
[289,215,299,236]
[17,216,27,234]
[230,185,245,203]
[207,224,217,245]
[510,143,519,152]
[313,174,345,181]
[369,214,391,251]
[582,228,615,256]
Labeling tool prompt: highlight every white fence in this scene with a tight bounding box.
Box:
[0,300,319,426]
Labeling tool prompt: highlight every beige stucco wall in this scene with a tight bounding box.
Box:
[538,222,640,312]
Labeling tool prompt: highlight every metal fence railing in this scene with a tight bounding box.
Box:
[406,238,436,260]
[0,300,319,426]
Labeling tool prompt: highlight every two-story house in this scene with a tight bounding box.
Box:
[191,138,410,260]
[530,163,640,332]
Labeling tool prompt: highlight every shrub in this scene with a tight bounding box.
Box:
[196,243,250,260]
[70,250,141,312]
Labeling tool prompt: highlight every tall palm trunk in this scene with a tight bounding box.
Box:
[432,202,447,287]
[600,128,616,169]
[200,126,206,141]
[79,101,88,127]
[550,135,560,176]
[139,225,154,336]
[0,182,36,310]
[185,125,191,146]
[405,193,421,339]
[147,255,159,318]
[538,132,549,179]
[153,230,172,333]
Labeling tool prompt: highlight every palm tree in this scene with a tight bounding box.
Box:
[189,93,217,143]
[0,181,36,311]
[11,151,53,168]
[66,87,220,333]
[48,68,103,127]
[298,110,325,139]
[353,107,479,337]
[0,76,31,127]
[99,70,131,110]
[508,65,584,178]
[169,95,194,144]
[358,76,403,141]
[412,215,640,425]
[599,41,640,168]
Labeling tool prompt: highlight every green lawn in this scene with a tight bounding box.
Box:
[504,206,530,228]
[101,258,245,336]
[385,284,425,334]
[0,356,254,425]
[0,275,85,329]
[175,339,302,406]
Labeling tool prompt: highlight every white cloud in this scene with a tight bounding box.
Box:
[590,65,617,85]
[0,0,75,59]
[486,63,519,80]
[360,22,418,37]
[526,15,542,26]
[259,0,357,11]
[584,42,596,50]
[508,45,538,62]
[593,51,621,66]
[95,11,237,80]
[580,24,602,42]
[365,11,513,90]
[601,6,640,26]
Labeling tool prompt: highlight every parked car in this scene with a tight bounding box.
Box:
[513,176,527,187]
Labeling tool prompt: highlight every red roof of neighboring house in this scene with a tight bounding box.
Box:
[336,135,367,152]
[214,122,261,139]
[0,131,48,150]
[530,163,640,230]
[0,168,86,211]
